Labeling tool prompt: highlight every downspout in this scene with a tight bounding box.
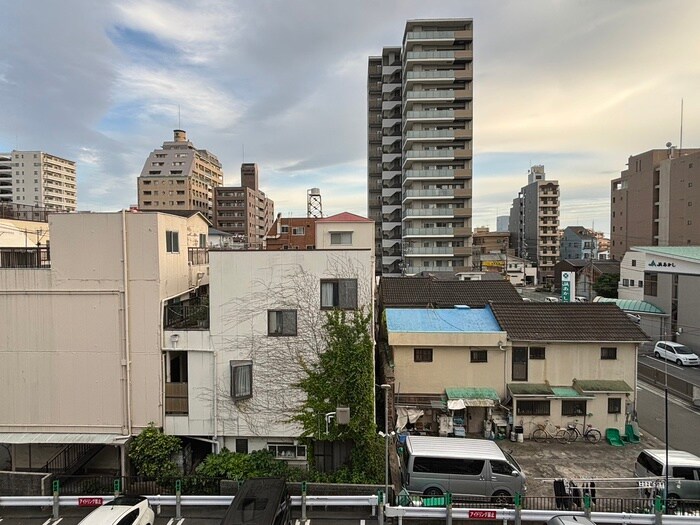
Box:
[121,210,133,437]
[212,334,219,454]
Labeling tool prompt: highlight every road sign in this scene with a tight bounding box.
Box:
[78,498,103,507]
[469,510,497,520]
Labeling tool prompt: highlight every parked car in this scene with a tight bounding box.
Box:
[544,296,560,303]
[77,496,154,525]
[634,449,700,507]
[220,477,291,525]
[653,341,700,367]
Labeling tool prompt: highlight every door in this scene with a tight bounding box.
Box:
[488,460,520,497]
[512,347,528,381]
[449,458,487,497]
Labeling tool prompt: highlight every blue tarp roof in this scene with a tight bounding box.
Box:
[385,307,502,333]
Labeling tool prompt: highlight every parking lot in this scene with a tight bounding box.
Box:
[500,430,666,498]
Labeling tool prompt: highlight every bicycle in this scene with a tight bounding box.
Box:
[566,420,602,443]
[531,419,570,444]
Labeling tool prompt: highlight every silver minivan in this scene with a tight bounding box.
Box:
[403,436,526,503]
[634,449,700,506]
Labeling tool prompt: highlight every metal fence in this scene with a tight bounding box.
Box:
[53,476,225,496]
[638,362,698,403]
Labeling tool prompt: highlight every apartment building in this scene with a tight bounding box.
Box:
[509,165,560,285]
[610,148,700,260]
[0,211,210,473]
[212,163,274,248]
[0,150,76,211]
[368,19,474,276]
[163,213,375,463]
[137,130,223,220]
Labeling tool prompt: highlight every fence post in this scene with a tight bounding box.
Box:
[514,492,522,525]
[445,491,452,525]
[52,479,60,520]
[654,495,663,525]
[583,493,591,519]
[175,479,182,520]
[378,490,384,525]
[301,481,307,523]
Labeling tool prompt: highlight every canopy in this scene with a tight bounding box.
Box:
[445,387,500,409]
[0,433,129,445]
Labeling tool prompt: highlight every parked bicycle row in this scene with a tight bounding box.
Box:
[530,419,602,443]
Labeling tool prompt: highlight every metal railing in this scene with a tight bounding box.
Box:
[0,247,51,268]
[406,90,455,99]
[163,298,209,330]
[406,109,455,119]
[406,31,456,40]
[188,247,208,265]
[42,444,99,474]
[404,169,457,179]
[406,51,456,59]
[638,362,698,403]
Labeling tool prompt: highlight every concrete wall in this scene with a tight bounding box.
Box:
[316,220,374,250]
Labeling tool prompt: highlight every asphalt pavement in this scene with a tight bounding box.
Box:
[638,348,700,386]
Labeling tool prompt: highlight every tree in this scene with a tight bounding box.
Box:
[293,308,383,483]
[593,273,619,298]
[129,423,181,481]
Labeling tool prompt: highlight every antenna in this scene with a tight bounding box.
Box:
[242,144,245,164]
[679,98,684,155]
[178,105,181,129]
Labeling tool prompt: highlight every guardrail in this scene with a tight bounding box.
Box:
[638,361,700,403]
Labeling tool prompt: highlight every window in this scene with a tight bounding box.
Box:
[516,400,550,416]
[413,457,484,475]
[116,509,140,525]
[292,226,305,235]
[235,438,249,454]
[330,232,353,245]
[622,279,629,287]
[281,225,289,233]
[268,443,307,460]
[199,233,207,247]
[414,348,433,362]
[562,400,587,416]
[166,230,180,253]
[529,347,545,359]
[607,397,622,414]
[230,360,252,400]
[601,347,618,360]
[470,350,487,363]
[491,461,515,475]
[320,279,358,309]
[638,280,643,287]
[673,467,700,481]
[644,273,658,296]
[268,310,297,336]
[631,259,637,267]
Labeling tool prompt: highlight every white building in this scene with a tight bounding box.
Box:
[163,213,375,463]
[0,211,209,473]
[0,150,77,211]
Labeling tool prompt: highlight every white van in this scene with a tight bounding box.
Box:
[634,449,700,507]
[402,436,526,503]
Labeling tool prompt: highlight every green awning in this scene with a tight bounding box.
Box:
[551,386,594,399]
[508,383,554,396]
[593,298,665,315]
[574,379,633,393]
[445,387,500,409]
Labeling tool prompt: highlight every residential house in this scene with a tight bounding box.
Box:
[0,211,210,473]
[553,259,620,300]
[163,212,375,467]
[472,253,537,286]
[265,216,318,251]
[560,226,598,261]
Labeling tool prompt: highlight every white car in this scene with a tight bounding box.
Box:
[654,341,700,367]
[77,496,155,525]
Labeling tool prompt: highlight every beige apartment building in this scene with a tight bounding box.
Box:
[0,150,76,211]
[368,19,474,276]
[509,165,560,285]
[0,211,209,473]
[610,148,700,260]
[137,130,223,220]
[212,163,274,248]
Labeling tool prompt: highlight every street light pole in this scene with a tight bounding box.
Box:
[380,384,391,503]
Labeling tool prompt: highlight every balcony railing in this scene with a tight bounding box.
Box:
[405,129,456,139]
[406,149,459,158]
[404,227,455,236]
[405,246,454,255]
[404,189,455,198]
[188,247,208,265]
[0,247,50,268]
[406,89,455,99]
[406,30,456,40]
[405,110,455,119]
[405,70,456,80]
[406,50,456,60]
[164,297,209,330]
[403,208,456,217]
[404,169,457,180]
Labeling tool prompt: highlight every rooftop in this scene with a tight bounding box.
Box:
[317,212,373,223]
[489,302,649,342]
[593,297,665,315]
[385,307,503,333]
[632,246,700,262]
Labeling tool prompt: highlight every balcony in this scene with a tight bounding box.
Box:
[403,169,457,181]
[403,189,455,200]
[404,246,455,256]
[188,247,208,265]
[405,109,455,120]
[0,247,50,268]
[164,296,209,330]
[404,227,455,237]
[403,208,456,219]
[405,30,456,41]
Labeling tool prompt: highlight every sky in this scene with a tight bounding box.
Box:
[2,0,700,237]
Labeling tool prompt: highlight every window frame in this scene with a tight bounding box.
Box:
[516,400,550,416]
[601,347,618,360]
[166,230,180,253]
[608,397,622,414]
[561,400,587,416]
[320,278,358,310]
[414,347,433,363]
[470,349,488,363]
[230,360,253,401]
[267,309,298,336]
[529,347,546,360]
[330,231,353,245]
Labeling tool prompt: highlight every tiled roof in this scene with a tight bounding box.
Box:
[489,303,650,342]
[380,276,523,307]
[317,212,373,223]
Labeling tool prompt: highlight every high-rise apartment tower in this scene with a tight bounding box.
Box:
[137,130,223,220]
[368,19,474,276]
[0,150,76,212]
[509,165,560,285]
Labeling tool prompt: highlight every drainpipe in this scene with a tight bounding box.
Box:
[121,210,133,437]
[211,334,219,453]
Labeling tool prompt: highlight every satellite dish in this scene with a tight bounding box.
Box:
[666,142,673,148]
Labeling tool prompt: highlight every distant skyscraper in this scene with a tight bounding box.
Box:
[496,215,509,232]
[368,19,474,276]
[137,129,223,219]
[0,150,76,212]
[212,163,274,248]
[610,148,700,260]
[509,165,560,285]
